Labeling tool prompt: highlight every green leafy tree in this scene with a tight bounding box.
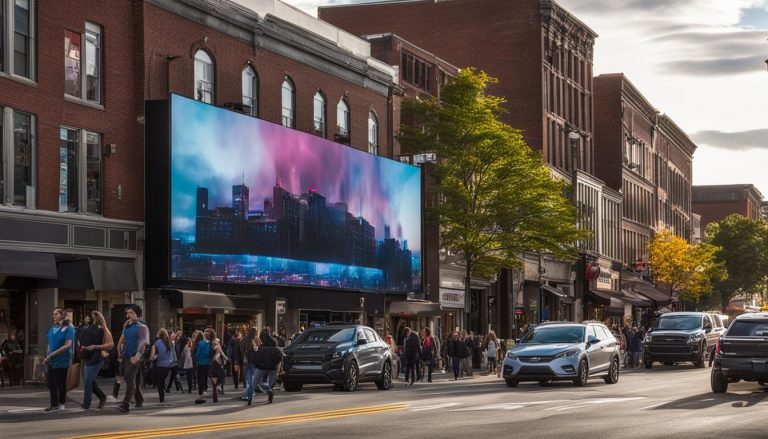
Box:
[705,215,768,309]
[649,229,727,303]
[398,68,587,296]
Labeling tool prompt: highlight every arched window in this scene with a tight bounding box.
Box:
[368,111,378,155]
[281,77,295,128]
[313,91,326,137]
[242,65,258,117]
[194,50,214,103]
[336,98,350,137]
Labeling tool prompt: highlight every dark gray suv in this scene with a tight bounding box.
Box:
[281,324,393,392]
[711,312,768,393]
[644,312,719,369]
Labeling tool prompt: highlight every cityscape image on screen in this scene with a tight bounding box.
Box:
[170,94,422,293]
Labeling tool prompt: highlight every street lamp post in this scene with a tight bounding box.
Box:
[568,130,581,199]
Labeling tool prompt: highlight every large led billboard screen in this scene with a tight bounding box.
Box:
[170,94,422,293]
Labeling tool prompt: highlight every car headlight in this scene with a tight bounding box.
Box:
[506,351,517,360]
[689,334,703,343]
[332,350,348,359]
[554,350,579,359]
[644,334,652,343]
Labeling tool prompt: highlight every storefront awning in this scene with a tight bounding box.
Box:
[388,301,442,317]
[0,249,57,279]
[162,289,263,312]
[57,258,138,291]
[541,284,574,304]
[619,289,652,307]
[630,283,672,305]
[585,289,612,306]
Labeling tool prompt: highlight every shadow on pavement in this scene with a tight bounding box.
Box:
[652,387,768,410]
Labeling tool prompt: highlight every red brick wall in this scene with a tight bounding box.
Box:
[141,3,390,157]
[593,75,623,190]
[0,0,143,221]
[320,0,544,150]
[693,200,749,230]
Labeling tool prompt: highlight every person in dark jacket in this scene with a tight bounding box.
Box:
[402,328,420,386]
[250,329,283,404]
[226,330,242,390]
[628,327,643,368]
[446,331,468,381]
[420,328,436,383]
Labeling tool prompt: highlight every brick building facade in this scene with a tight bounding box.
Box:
[0,0,143,381]
[693,184,765,230]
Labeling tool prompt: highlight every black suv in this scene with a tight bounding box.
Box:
[644,312,719,368]
[711,312,768,393]
[281,324,393,392]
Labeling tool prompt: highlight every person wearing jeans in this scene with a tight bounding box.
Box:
[44,307,75,412]
[116,305,149,413]
[249,329,282,404]
[80,311,114,410]
[150,328,176,403]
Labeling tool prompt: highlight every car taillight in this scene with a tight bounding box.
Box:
[716,339,722,355]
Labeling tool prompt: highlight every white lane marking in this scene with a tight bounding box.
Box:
[450,401,564,412]
[546,397,646,412]
[640,402,669,410]
[410,403,462,411]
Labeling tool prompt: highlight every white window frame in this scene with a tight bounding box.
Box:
[242,65,258,117]
[63,21,101,104]
[1,0,36,82]
[368,111,378,155]
[337,98,350,137]
[2,107,35,208]
[313,90,326,137]
[281,77,295,128]
[59,126,102,215]
[194,49,214,104]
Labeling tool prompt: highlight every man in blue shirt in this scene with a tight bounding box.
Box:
[116,305,149,413]
[44,307,75,412]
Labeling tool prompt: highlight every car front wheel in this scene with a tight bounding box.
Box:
[283,381,303,392]
[505,379,519,388]
[345,361,359,392]
[573,360,588,387]
[694,344,706,368]
[711,370,728,393]
[375,361,392,390]
[604,357,619,384]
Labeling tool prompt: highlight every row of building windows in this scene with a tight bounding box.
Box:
[0,0,35,80]
[547,71,590,133]
[576,182,600,253]
[401,51,431,91]
[624,138,652,181]
[193,49,380,155]
[601,196,621,261]
[547,119,591,175]
[622,228,649,267]
[623,179,654,228]
[0,107,103,214]
[544,38,592,93]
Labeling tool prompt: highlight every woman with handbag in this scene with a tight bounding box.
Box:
[79,311,114,410]
[149,328,175,403]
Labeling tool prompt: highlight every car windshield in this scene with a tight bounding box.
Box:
[727,321,768,337]
[654,316,702,331]
[520,326,585,344]
[296,328,356,343]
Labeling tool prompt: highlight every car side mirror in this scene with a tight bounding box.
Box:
[357,338,367,345]
[587,336,600,346]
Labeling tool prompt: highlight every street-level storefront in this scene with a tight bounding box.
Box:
[438,287,465,341]
[159,289,264,339]
[387,300,442,346]
[522,252,576,327]
[0,207,142,383]
[583,256,622,323]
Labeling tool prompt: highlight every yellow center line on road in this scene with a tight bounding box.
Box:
[63,403,409,439]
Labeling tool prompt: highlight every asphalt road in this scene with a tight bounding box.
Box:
[2,364,767,439]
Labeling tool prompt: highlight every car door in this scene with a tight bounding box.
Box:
[355,329,374,376]
[597,326,618,368]
[585,325,605,373]
[364,328,383,377]
[704,315,719,351]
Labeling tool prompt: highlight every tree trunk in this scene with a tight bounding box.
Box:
[465,256,472,334]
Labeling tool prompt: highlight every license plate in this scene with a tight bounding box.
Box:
[751,361,768,371]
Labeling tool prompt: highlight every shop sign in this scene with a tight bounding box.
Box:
[514,307,526,315]
[596,267,614,290]
[182,307,208,314]
[275,299,286,315]
[439,288,465,308]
